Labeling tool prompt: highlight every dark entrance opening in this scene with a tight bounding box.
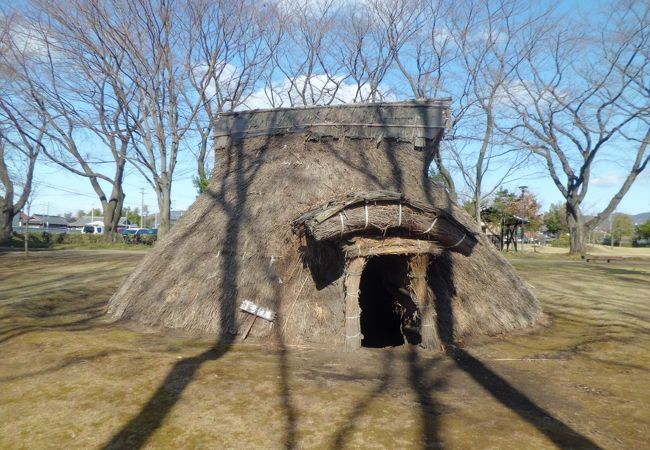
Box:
[359,255,422,348]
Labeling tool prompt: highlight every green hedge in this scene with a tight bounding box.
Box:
[121,234,157,246]
[9,232,62,248]
[6,231,154,249]
[59,233,106,245]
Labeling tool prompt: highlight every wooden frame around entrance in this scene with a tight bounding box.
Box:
[343,238,442,352]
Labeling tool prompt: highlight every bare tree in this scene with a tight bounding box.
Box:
[15,1,140,240]
[502,1,650,253]
[185,0,278,185]
[387,0,457,194]
[262,0,347,107]
[450,0,553,220]
[260,0,401,108]
[11,0,281,237]
[333,3,395,102]
[41,0,209,235]
[0,13,43,243]
[391,0,553,218]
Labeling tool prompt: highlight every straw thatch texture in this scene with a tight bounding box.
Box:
[107,104,540,348]
[292,191,476,255]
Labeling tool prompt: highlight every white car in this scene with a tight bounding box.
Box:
[82,225,103,234]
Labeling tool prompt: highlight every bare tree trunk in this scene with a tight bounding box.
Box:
[157,180,172,235]
[431,146,457,200]
[103,187,125,242]
[0,93,41,248]
[7,2,135,241]
[566,199,586,255]
[0,205,13,244]
[473,189,481,224]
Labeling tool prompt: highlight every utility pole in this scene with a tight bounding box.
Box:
[24,201,31,256]
[140,188,145,228]
[518,186,528,251]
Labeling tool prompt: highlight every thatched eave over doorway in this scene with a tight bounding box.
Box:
[292,190,476,256]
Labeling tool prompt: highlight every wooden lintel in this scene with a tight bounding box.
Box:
[343,237,443,258]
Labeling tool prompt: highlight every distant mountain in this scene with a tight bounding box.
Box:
[591,211,649,231]
[633,212,650,225]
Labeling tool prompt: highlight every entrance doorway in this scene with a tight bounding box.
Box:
[359,255,422,347]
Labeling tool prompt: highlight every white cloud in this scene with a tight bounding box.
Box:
[8,22,54,60]
[241,74,393,110]
[592,173,623,187]
[193,62,245,106]
[495,80,566,109]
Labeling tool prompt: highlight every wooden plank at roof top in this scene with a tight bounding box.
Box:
[214,100,450,148]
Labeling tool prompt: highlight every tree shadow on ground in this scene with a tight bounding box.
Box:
[102,113,281,449]
[0,349,127,383]
[406,347,447,449]
[583,264,650,286]
[432,248,604,450]
[0,257,143,345]
[0,303,107,345]
[330,351,396,449]
[328,348,447,450]
[448,347,603,449]
[101,342,232,450]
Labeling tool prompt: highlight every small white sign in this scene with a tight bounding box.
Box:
[240,300,276,321]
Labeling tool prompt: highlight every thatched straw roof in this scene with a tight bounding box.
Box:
[107,100,540,350]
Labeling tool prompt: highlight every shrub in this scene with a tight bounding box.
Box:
[6,230,153,250]
[9,232,52,248]
[61,233,105,245]
[549,234,570,247]
[122,233,157,246]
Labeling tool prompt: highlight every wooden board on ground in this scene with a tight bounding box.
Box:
[583,255,626,263]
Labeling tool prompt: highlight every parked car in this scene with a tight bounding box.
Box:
[137,228,157,236]
[122,227,157,244]
[82,225,103,234]
[121,228,141,237]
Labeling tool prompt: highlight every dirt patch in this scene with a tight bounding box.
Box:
[0,251,648,449]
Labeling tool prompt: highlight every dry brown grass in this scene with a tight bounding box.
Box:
[1,250,648,448]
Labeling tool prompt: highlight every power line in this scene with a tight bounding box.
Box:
[38,182,98,199]
[36,181,191,214]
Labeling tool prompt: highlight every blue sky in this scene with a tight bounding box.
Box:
[32,140,649,219]
[22,0,649,219]
[30,159,198,217]
[499,166,650,216]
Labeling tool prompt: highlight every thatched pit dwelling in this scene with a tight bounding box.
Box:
[107,100,540,351]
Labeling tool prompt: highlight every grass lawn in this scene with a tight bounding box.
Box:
[508,243,650,259]
[0,250,648,449]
